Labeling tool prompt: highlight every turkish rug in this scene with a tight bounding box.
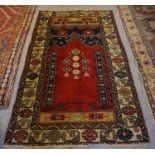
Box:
[118,6,155,120]
[0,6,36,108]
[4,10,149,148]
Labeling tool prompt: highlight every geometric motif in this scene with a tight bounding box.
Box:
[63,48,91,79]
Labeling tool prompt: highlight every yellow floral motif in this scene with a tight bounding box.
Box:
[72,62,80,68]
[72,56,80,61]
[73,69,80,75]
[71,49,81,55]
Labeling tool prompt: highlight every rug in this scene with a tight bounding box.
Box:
[118,6,155,120]
[130,6,155,65]
[4,10,149,147]
[0,6,36,108]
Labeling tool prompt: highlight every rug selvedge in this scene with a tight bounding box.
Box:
[5,10,149,147]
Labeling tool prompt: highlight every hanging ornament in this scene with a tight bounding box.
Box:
[74,75,79,79]
[84,71,89,77]
[64,72,69,77]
